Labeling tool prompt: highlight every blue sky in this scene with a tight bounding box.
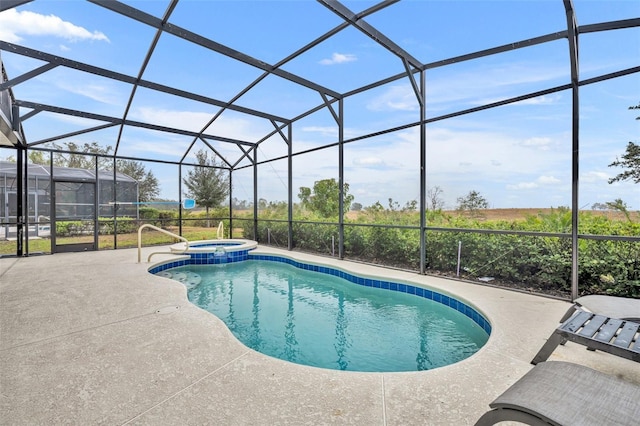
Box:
[0,0,638,210]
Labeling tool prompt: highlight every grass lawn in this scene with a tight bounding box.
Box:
[0,226,241,255]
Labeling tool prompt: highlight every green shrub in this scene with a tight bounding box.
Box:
[243,209,638,298]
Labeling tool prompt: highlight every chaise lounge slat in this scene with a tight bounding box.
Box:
[595,318,623,343]
[578,314,607,337]
[614,322,640,349]
[475,361,640,426]
[564,311,592,332]
[531,312,640,365]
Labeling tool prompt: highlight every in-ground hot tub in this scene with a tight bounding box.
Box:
[169,239,258,264]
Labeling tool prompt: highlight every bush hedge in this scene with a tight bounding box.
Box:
[239,208,639,298]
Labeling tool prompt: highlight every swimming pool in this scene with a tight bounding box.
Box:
[152,256,490,372]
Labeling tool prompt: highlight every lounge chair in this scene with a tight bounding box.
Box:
[531,310,640,365]
[475,361,640,425]
[559,295,640,323]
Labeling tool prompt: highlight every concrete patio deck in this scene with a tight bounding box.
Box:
[1,245,638,425]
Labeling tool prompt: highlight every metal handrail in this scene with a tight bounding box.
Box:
[216,221,224,239]
[137,224,189,263]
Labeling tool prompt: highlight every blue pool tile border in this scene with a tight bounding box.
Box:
[148,249,252,273]
[247,254,491,335]
[150,252,491,336]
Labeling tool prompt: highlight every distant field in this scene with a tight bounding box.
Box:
[344,208,637,222]
[454,208,635,221]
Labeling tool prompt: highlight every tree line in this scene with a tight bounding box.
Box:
[9,144,229,226]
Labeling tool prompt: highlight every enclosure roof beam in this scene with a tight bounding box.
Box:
[196,136,233,169]
[195,0,398,156]
[320,92,340,125]
[402,58,423,107]
[0,0,32,12]
[270,120,290,147]
[579,17,640,33]
[14,100,257,147]
[317,0,422,70]
[179,0,391,157]
[0,41,289,123]
[17,108,39,122]
[113,0,179,156]
[231,144,256,170]
[89,0,341,100]
[0,63,57,91]
[28,123,119,147]
[338,16,637,100]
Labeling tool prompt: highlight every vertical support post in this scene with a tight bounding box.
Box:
[24,148,29,255]
[13,104,24,256]
[253,148,258,242]
[564,0,580,300]
[178,163,183,237]
[16,144,24,256]
[112,158,118,249]
[1,173,5,241]
[33,173,39,239]
[287,123,293,250]
[419,70,427,275]
[135,171,139,221]
[49,157,56,250]
[228,170,233,238]
[93,155,100,250]
[457,241,462,277]
[338,98,345,259]
[94,155,99,250]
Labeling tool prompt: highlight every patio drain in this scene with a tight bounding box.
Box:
[155,305,181,315]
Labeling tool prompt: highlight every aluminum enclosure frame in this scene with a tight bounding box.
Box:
[1,0,639,301]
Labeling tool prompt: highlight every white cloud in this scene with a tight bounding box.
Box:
[507,182,538,190]
[422,61,567,109]
[0,9,109,43]
[507,175,562,190]
[581,170,610,183]
[537,175,561,184]
[135,107,225,134]
[319,52,357,65]
[522,136,553,150]
[369,61,565,113]
[367,85,419,112]
[121,138,189,159]
[418,126,569,188]
[57,81,121,105]
[52,114,104,127]
[234,121,583,208]
[353,156,383,166]
[301,126,338,136]
[129,107,275,163]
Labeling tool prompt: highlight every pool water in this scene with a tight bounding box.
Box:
[168,260,488,372]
